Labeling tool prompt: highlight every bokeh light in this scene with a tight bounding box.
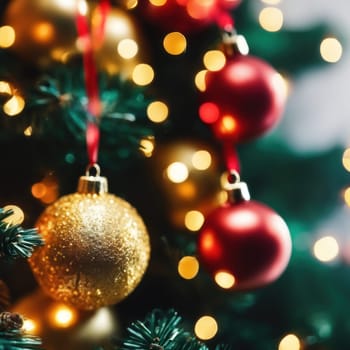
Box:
[166,162,189,183]
[192,150,212,170]
[147,101,169,123]
[3,95,25,116]
[194,315,218,340]
[132,64,154,86]
[203,50,226,71]
[342,148,350,171]
[49,303,78,328]
[139,137,155,158]
[163,32,187,55]
[149,0,167,5]
[214,271,235,289]
[184,210,205,231]
[32,22,55,43]
[178,256,199,279]
[22,319,37,334]
[31,174,59,204]
[278,334,301,350]
[126,0,138,9]
[198,102,220,124]
[320,37,342,63]
[117,38,138,59]
[344,187,350,206]
[2,205,24,225]
[24,126,33,137]
[194,70,207,92]
[259,7,284,32]
[0,81,12,95]
[313,236,339,262]
[0,26,16,48]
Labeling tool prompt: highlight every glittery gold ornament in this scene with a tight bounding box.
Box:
[29,165,150,310]
[4,0,148,75]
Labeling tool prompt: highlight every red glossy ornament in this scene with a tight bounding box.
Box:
[199,54,286,143]
[197,179,291,290]
[137,0,240,33]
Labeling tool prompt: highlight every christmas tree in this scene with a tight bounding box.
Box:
[0,0,349,349]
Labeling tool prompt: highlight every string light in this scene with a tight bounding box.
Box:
[259,7,284,32]
[0,26,16,48]
[166,162,189,183]
[320,37,343,63]
[132,64,155,86]
[184,210,205,231]
[163,32,187,55]
[203,50,226,71]
[194,315,218,340]
[178,256,199,279]
[147,101,169,123]
[278,334,301,350]
[313,236,339,262]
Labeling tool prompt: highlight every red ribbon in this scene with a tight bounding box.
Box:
[223,140,240,174]
[75,0,110,165]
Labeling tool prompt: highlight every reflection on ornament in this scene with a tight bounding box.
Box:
[151,140,222,229]
[29,166,150,310]
[4,0,149,76]
[11,289,120,350]
[198,173,291,290]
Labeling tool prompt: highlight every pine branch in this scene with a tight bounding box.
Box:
[0,61,155,160]
[118,309,232,350]
[0,208,44,259]
[0,329,42,350]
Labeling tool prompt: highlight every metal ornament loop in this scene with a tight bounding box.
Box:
[78,163,108,194]
[85,163,101,177]
[221,170,250,203]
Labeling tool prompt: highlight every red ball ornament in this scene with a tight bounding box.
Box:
[137,0,240,33]
[199,53,286,143]
[197,178,291,290]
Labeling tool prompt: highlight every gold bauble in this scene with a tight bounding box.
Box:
[29,169,150,310]
[4,0,148,76]
[11,289,120,350]
[151,140,222,229]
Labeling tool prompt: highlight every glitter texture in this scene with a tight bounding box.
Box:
[29,192,150,310]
